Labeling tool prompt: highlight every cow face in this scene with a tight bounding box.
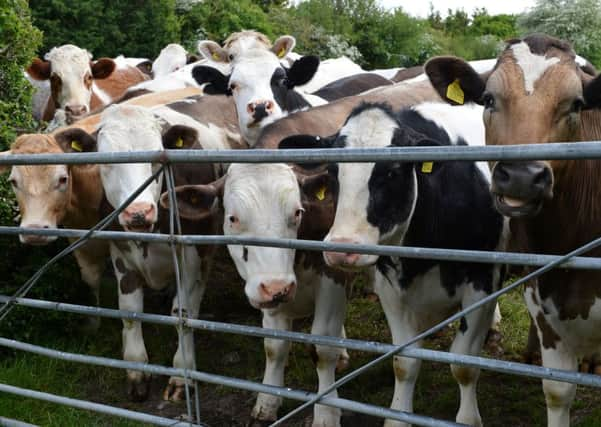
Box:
[3,132,98,244]
[152,43,189,78]
[192,48,319,145]
[83,105,196,232]
[27,44,116,122]
[426,34,601,218]
[280,103,437,270]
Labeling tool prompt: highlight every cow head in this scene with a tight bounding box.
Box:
[2,132,100,245]
[425,34,601,218]
[151,43,197,78]
[192,45,319,145]
[27,44,116,123]
[280,103,443,270]
[67,105,197,232]
[198,31,294,63]
[163,162,335,309]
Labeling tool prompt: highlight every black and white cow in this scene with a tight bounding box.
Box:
[191,47,391,146]
[164,162,353,426]
[280,101,507,427]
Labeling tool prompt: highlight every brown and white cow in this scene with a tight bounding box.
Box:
[426,34,601,427]
[26,44,148,123]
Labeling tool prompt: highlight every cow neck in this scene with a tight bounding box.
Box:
[65,164,104,229]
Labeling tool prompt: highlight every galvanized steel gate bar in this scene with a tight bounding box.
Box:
[1,143,601,427]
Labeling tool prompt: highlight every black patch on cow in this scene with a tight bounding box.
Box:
[191,65,231,95]
[286,55,320,88]
[350,104,503,297]
[115,257,127,274]
[312,73,392,102]
[120,270,144,294]
[243,246,248,262]
[459,317,468,333]
[270,67,312,113]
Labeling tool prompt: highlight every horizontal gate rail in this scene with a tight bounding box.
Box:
[0,416,37,427]
[3,294,601,389]
[0,337,462,427]
[0,141,601,166]
[4,226,601,270]
[0,383,200,427]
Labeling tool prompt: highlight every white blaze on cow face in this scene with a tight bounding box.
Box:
[45,45,95,116]
[152,43,187,77]
[97,105,163,232]
[325,108,406,268]
[228,49,289,143]
[510,42,560,94]
[223,164,303,309]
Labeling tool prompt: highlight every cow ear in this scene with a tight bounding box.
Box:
[162,125,198,149]
[271,35,296,59]
[91,58,116,79]
[412,138,444,175]
[286,56,320,88]
[0,150,11,174]
[27,58,51,81]
[54,128,98,153]
[279,134,334,150]
[198,40,229,63]
[192,65,231,95]
[160,183,222,220]
[583,74,601,109]
[425,56,486,105]
[186,54,200,64]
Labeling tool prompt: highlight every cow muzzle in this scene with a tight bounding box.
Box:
[247,100,275,126]
[324,237,377,270]
[491,161,553,218]
[254,279,297,309]
[19,223,57,245]
[64,104,88,123]
[120,202,157,233]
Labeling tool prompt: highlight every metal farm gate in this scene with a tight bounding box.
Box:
[2,142,601,427]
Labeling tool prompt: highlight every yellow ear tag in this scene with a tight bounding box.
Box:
[421,161,434,174]
[315,186,326,201]
[278,47,286,58]
[446,79,464,105]
[71,141,83,152]
[175,137,184,148]
[212,52,220,60]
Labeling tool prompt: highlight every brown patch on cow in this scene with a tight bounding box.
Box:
[536,312,560,349]
[115,88,152,103]
[89,65,148,111]
[166,95,239,133]
[451,366,476,386]
[120,269,144,294]
[115,257,127,274]
[390,65,424,82]
[507,34,573,57]
[26,58,52,80]
[224,30,271,50]
[393,356,406,380]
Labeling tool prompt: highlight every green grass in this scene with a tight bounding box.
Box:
[1,260,601,426]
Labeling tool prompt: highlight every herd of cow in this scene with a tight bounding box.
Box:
[4,30,601,426]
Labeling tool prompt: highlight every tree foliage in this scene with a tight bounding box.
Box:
[518,0,601,66]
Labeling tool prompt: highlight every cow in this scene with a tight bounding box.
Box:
[425,33,601,427]
[279,101,507,427]
[164,162,352,426]
[0,87,210,331]
[26,44,148,123]
[55,103,235,401]
[191,46,392,145]
[151,43,199,78]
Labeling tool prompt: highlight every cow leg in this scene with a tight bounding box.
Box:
[165,249,204,402]
[72,243,106,331]
[540,344,578,427]
[484,302,503,357]
[374,272,421,427]
[251,312,292,423]
[450,289,496,427]
[112,251,150,402]
[337,326,350,373]
[310,277,346,427]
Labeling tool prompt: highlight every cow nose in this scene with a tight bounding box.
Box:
[259,280,296,304]
[64,104,87,117]
[247,100,274,122]
[492,161,553,200]
[122,202,156,230]
[19,223,55,245]
[324,238,361,267]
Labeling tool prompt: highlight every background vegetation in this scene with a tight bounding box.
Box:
[3,0,601,424]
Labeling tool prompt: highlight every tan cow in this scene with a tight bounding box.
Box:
[426,34,601,427]
[26,44,149,123]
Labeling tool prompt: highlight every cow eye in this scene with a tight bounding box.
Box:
[294,208,304,223]
[482,92,495,110]
[229,83,238,91]
[228,215,239,225]
[8,178,17,189]
[571,97,584,113]
[57,176,68,187]
[228,54,234,61]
